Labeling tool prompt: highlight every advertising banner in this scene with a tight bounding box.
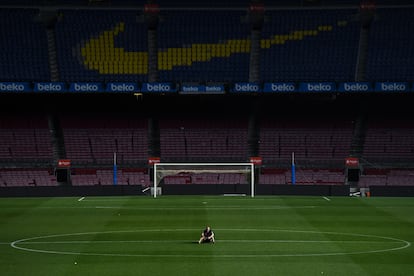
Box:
[231,82,261,93]
[180,84,225,94]
[250,156,263,166]
[345,157,359,168]
[263,82,297,92]
[338,82,372,92]
[69,82,103,92]
[375,82,410,92]
[34,82,66,92]
[0,82,31,92]
[106,82,140,93]
[148,157,161,165]
[57,159,71,168]
[141,82,176,93]
[299,82,336,92]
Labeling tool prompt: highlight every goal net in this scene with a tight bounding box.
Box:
[153,163,255,198]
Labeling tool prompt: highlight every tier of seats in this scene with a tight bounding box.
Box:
[60,114,148,165]
[0,9,50,81]
[2,113,414,186]
[366,8,414,81]
[258,168,345,185]
[362,119,414,163]
[260,9,360,82]
[0,115,53,162]
[1,7,414,82]
[259,118,354,166]
[55,9,148,82]
[70,168,150,186]
[159,118,248,162]
[0,169,57,186]
[157,10,250,82]
[359,169,414,187]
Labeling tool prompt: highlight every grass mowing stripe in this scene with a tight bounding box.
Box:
[95,206,316,210]
[0,206,318,210]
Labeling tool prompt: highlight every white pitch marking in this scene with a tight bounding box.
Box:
[323,197,331,201]
[10,228,411,258]
[78,197,85,202]
[15,240,403,245]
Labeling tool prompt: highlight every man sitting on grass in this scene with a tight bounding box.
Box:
[198,226,215,244]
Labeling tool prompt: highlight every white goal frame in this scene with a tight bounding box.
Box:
[153,163,255,198]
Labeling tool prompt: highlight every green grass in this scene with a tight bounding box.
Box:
[0,195,413,275]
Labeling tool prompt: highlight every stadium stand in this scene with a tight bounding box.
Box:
[260,9,360,82]
[258,168,345,185]
[55,9,148,82]
[59,114,148,166]
[159,117,248,162]
[362,119,414,164]
[0,115,53,163]
[2,4,413,84]
[157,10,250,82]
[0,9,50,81]
[358,169,414,187]
[386,170,414,186]
[0,169,57,187]
[70,168,150,186]
[259,118,354,166]
[2,0,413,8]
[358,174,387,187]
[366,8,414,81]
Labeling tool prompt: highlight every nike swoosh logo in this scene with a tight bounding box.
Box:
[80,21,343,75]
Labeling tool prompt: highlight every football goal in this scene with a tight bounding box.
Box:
[153,163,255,198]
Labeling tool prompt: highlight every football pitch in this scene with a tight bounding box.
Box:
[0,195,413,276]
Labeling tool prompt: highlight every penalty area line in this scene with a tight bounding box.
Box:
[0,242,12,245]
[223,194,246,197]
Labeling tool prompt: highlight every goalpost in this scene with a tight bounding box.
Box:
[153,163,255,198]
